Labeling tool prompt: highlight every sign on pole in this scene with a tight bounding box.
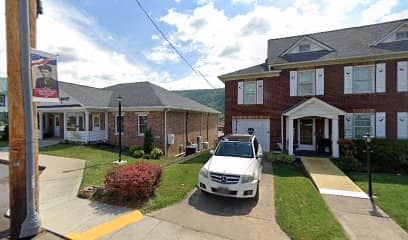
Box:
[31,49,59,102]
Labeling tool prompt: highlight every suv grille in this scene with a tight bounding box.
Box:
[210,172,240,184]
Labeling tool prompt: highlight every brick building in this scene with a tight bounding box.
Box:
[37,81,219,156]
[219,19,408,157]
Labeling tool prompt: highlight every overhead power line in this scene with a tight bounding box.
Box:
[134,0,216,89]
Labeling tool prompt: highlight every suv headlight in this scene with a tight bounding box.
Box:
[199,168,209,178]
[241,174,255,183]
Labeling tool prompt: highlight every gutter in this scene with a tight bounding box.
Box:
[218,70,281,82]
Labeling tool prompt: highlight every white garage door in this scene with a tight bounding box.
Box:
[232,119,270,152]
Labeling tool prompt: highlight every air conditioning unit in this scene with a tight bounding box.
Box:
[168,134,175,145]
[202,141,209,150]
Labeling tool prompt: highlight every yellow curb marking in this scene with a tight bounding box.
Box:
[65,210,143,240]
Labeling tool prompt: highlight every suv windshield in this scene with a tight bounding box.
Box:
[215,141,254,158]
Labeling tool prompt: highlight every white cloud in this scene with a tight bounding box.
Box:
[145,44,180,63]
[149,0,406,89]
[231,0,257,4]
[0,0,175,89]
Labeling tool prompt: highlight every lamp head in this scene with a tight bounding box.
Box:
[116,96,123,102]
[364,133,372,143]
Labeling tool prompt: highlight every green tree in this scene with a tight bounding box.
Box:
[144,128,154,154]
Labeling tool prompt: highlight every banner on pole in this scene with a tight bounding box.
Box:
[31,49,59,102]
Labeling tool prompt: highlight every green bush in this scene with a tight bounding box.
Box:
[151,147,163,160]
[267,152,294,164]
[144,128,154,154]
[129,145,142,155]
[144,154,151,159]
[339,139,408,173]
[132,150,144,158]
[332,157,363,172]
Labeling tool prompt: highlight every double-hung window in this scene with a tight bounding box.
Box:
[93,114,100,129]
[138,114,148,136]
[115,115,124,134]
[299,44,311,53]
[352,65,374,93]
[353,114,373,139]
[298,70,315,96]
[0,95,5,107]
[396,31,408,40]
[243,81,256,104]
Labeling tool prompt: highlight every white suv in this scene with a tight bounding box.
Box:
[198,134,263,198]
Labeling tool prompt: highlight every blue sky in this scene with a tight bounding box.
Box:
[0,0,407,89]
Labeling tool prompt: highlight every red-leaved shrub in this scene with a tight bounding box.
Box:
[104,162,162,201]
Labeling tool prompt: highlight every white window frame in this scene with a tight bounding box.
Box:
[299,44,311,53]
[115,114,124,135]
[297,70,315,96]
[0,95,5,107]
[352,113,374,139]
[243,81,257,105]
[92,114,100,130]
[138,114,148,136]
[352,65,375,93]
[66,113,85,131]
[396,31,408,40]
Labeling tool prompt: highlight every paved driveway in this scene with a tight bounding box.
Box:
[0,162,9,238]
[148,161,289,240]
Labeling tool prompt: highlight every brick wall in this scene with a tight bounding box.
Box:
[225,58,408,149]
[107,110,218,156]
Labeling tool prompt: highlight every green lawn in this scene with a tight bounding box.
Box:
[273,162,347,240]
[40,143,210,213]
[348,172,408,231]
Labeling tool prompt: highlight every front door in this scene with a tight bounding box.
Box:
[298,118,315,151]
[54,115,60,137]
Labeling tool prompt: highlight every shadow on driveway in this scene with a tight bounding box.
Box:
[188,189,258,216]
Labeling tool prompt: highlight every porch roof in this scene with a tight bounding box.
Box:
[283,97,346,119]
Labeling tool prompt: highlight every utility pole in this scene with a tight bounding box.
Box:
[6,0,41,239]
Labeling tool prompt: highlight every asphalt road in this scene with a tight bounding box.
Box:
[0,162,9,238]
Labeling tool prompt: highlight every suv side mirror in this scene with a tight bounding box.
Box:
[209,150,215,155]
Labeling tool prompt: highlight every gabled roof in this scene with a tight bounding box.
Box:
[268,18,408,66]
[219,19,408,80]
[283,97,346,118]
[38,81,219,114]
[279,36,334,56]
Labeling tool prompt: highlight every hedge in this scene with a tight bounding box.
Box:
[339,139,408,173]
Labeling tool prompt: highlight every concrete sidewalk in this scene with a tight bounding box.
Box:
[0,152,133,237]
[301,157,368,198]
[324,195,408,240]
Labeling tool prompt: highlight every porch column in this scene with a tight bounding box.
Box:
[63,112,67,140]
[324,118,329,138]
[39,112,43,140]
[331,118,339,158]
[105,112,108,141]
[288,117,294,155]
[85,111,89,143]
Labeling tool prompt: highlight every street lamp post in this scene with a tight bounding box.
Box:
[364,133,373,199]
[113,96,126,165]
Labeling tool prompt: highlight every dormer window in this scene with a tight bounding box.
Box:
[396,31,408,40]
[299,44,311,53]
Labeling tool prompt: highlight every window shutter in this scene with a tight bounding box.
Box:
[397,112,408,139]
[344,66,353,94]
[375,63,386,93]
[237,81,243,104]
[290,71,298,96]
[375,112,386,138]
[397,61,408,92]
[315,68,324,95]
[344,113,353,139]
[256,80,264,104]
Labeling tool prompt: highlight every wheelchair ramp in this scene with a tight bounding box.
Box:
[301,157,369,199]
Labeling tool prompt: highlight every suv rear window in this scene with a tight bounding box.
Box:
[215,141,254,158]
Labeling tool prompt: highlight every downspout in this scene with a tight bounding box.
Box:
[185,111,189,146]
[281,115,284,152]
[164,109,168,156]
[19,0,41,237]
